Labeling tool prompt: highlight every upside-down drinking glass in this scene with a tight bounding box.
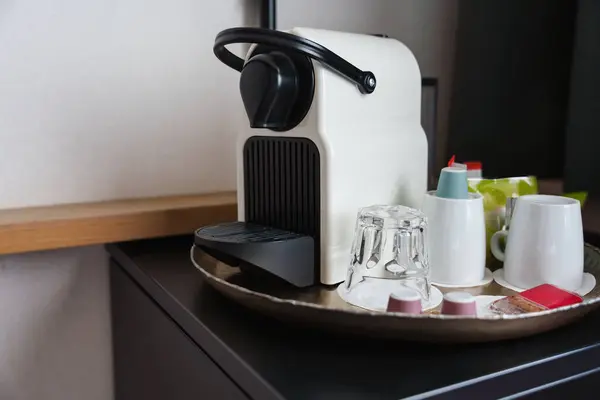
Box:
[337,205,434,311]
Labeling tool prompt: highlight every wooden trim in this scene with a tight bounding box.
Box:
[0,192,237,255]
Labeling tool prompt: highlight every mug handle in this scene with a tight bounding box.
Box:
[490,230,508,262]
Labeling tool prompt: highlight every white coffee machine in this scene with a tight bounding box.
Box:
[195,27,427,287]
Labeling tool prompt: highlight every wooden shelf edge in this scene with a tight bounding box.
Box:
[0,179,571,256]
[0,192,238,255]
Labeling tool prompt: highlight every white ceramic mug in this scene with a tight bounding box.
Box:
[421,191,486,286]
[491,195,584,292]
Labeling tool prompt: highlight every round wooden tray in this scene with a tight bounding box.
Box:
[190,244,600,343]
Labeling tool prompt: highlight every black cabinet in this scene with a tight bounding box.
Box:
[108,237,600,400]
[520,369,600,399]
[111,263,248,400]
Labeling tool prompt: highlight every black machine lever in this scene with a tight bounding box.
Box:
[213,27,377,94]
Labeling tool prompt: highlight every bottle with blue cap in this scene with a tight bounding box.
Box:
[435,166,469,199]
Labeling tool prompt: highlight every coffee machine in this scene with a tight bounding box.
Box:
[195,27,427,288]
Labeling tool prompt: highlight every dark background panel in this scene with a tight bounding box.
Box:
[447,0,577,179]
[564,0,600,195]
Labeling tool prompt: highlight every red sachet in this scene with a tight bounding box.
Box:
[490,284,583,315]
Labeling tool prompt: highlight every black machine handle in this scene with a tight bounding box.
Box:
[213,27,377,94]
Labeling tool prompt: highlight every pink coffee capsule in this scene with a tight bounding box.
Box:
[441,291,477,316]
[386,287,422,314]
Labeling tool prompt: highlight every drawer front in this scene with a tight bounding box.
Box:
[111,262,248,400]
[518,368,600,399]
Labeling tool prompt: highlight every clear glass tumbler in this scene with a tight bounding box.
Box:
[337,205,434,312]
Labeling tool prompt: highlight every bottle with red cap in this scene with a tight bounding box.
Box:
[464,161,482,178]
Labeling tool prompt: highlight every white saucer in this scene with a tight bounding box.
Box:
[492,268,597,296]
[337,280,444,312]
[432,268,494,288]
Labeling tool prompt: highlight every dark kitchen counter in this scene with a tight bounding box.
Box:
[108,230,600,400]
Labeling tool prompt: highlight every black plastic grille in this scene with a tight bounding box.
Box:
[243,136,321,271]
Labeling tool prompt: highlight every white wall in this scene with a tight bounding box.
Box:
[0,0,247,210]
[0,1,457,399]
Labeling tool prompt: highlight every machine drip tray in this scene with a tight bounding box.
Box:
[194,221,315,288]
